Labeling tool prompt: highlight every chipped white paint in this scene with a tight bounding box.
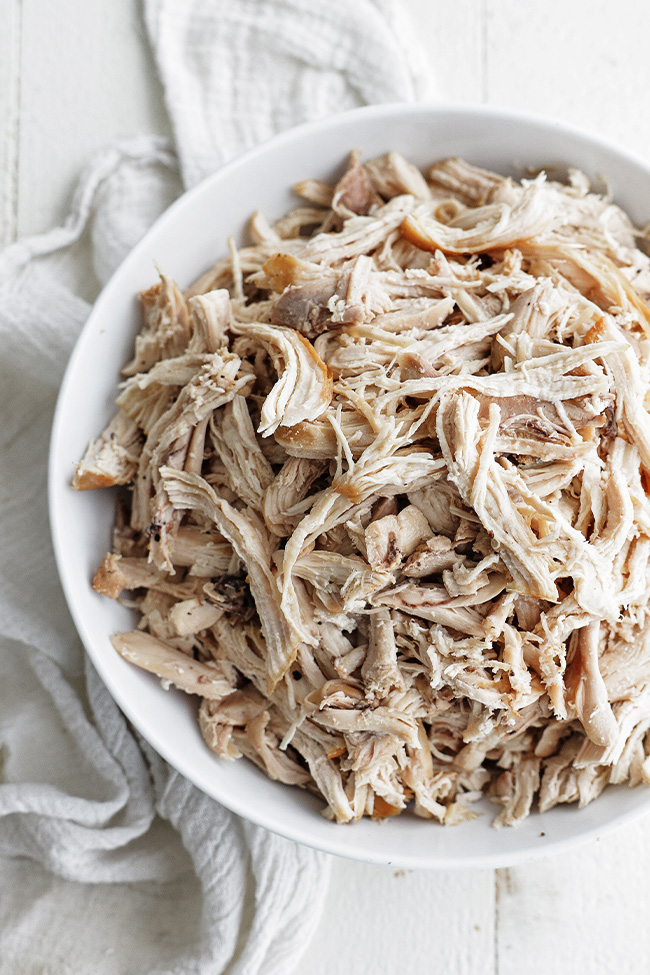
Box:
[4,0,650,971]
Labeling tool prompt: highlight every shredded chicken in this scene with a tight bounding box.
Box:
[75,149,650,827]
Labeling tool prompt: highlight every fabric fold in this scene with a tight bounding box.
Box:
[144,0,432,187]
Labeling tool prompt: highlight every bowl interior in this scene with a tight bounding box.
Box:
[49,104,650,868]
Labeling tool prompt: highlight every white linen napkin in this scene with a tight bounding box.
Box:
[0,2,432,972]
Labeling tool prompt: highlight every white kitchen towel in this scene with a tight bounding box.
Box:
[145,0,432,188]
[0,2,432,973]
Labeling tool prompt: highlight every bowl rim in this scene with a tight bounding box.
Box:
[49,101,650,869]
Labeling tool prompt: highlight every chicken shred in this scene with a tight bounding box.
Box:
[75,150,650,827]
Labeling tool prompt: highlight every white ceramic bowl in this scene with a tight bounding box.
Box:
[49,104,650,869]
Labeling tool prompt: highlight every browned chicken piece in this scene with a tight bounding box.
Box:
[331,150,382,216]
[402,173,556,254]
[93,553,168,598]
[73,410,143,490]
[273,411,376,460]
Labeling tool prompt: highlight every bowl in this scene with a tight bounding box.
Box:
[49,103,650,869]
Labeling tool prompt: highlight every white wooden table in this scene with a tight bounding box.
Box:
[3,1,650,972]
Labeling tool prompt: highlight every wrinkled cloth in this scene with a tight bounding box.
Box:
[146,0,432,188]
[0,1,431,972]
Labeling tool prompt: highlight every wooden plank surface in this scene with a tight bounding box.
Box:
[5,0,650,972]
[496,818,650,975]
[304,861,495,975]
[404,0,485,102]
[484,0,650,159]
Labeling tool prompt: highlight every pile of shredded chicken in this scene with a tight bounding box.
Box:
[74,150,650,827]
